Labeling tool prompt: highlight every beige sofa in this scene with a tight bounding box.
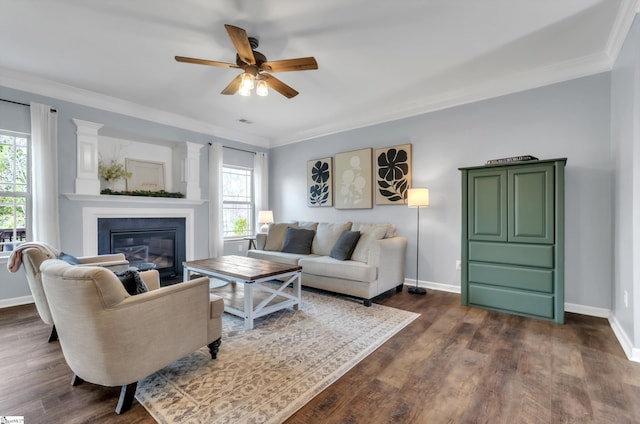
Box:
[247,221,407,306]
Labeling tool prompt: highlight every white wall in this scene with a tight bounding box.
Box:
[611,14,640,359]
[270,73,613,310]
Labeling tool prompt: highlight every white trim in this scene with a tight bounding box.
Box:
[0,66,270,148]
[605,0,640,62]
[82,207,195,259]
[404,278,460,294]
[609,313,640,362]
[0,295,33,309]
[564,302,610,318]
[64,193,205,205]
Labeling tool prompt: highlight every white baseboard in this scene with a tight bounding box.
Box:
[404,279,460,294]
[0,295,33,309]
[564,302,610,318]
[608,314,640,362]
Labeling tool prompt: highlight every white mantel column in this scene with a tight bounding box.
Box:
[173,141,203,200]
[73,119,103,195]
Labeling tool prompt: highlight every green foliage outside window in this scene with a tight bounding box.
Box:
[233,218,249,236]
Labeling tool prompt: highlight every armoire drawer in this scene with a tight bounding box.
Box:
[468,283,554,319]
[468,262,553,293]
[469,241,553,268]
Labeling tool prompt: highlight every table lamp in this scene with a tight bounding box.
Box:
[258,210,274,233]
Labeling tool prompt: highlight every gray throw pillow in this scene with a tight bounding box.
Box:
[281,227,316,254]
[114,269,149,295]
[330,231,361,261]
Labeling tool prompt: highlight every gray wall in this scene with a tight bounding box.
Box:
[611,15,640,349]
[271,73,613,310]
[0,85,264,302]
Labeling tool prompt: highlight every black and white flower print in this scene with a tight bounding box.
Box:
[309,160,331,206]
[377,147,409,203]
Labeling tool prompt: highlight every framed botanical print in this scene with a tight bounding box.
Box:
[375,144,412,205]
[334,148,373,209]
[307,157,333,207]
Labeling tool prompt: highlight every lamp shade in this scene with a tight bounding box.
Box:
[258,210,274,224]
[258,210,274,233]
[407,188,429,208]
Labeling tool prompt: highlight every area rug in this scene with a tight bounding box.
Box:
[135,289,419,424]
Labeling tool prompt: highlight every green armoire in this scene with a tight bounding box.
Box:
[459,158,566,323]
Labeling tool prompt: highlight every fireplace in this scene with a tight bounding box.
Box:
[98,217,186,281]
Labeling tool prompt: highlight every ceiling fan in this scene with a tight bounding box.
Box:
[175,24,318,99]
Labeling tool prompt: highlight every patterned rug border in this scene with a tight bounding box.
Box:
[136,289,419,424]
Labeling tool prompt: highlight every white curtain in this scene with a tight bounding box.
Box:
[30,102,60,249]
[253,151,269,227]
[208,142,224,257]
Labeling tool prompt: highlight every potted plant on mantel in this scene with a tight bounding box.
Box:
[98,159,130,191]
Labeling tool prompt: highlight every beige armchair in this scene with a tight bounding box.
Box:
[40,259,224,414]
[20,247,129,342]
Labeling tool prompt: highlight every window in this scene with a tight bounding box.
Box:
[222,166,253,238]
[0,130,30,254]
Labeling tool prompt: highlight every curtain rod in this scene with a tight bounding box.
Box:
[0,98,57,113]
[209,142,256,155]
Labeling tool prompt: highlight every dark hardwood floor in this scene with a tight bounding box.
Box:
[1,289,639,423]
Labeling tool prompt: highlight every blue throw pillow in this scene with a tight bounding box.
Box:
[330,231,361,261]
[281,227,316,254]
[58,252,82,265]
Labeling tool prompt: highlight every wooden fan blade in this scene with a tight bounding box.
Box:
[224,24,256,65]
[261,57,318,73]
[221,74,242,95]
[175,56,239,68]
[261,74,298,98]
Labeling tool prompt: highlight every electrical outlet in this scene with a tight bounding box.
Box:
[456,260,461,271]
[624,290,629,308]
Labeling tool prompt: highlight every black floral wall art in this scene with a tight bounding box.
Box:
[375,144,412,205]
[307,157,333,207]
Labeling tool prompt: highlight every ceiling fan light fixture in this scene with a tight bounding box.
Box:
[240,72,255,91]
[238,85,251,96]
[256,79,268,97]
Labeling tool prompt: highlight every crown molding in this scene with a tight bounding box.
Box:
[605,0,640,63]
[271,52,612,147]
[0,67,271,148]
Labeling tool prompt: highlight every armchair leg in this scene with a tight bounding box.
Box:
[395,284,404,293]
[71,374,84,386]
[115,382,138,414]
[363,299,372,307]
[208,338,222,359]
[48,325,58,342]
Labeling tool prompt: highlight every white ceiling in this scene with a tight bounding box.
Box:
[0,0,637,148]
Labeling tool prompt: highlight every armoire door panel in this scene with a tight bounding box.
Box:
[468,170,507,241]
[508,165,554,244]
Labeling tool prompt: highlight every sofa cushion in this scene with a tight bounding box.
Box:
[247,249,314,266]
[330,230,361,260]
[350,222,396,238]
[298,221,319,231]
[281,227,316,254]
[311,222,352,256]
[299,256,376,283]
[264,222,298,251]
[351,224,388,263]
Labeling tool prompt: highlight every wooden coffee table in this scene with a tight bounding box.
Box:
[182,255,302,329]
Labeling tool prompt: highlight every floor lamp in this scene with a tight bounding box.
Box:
[407,188,429,295]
